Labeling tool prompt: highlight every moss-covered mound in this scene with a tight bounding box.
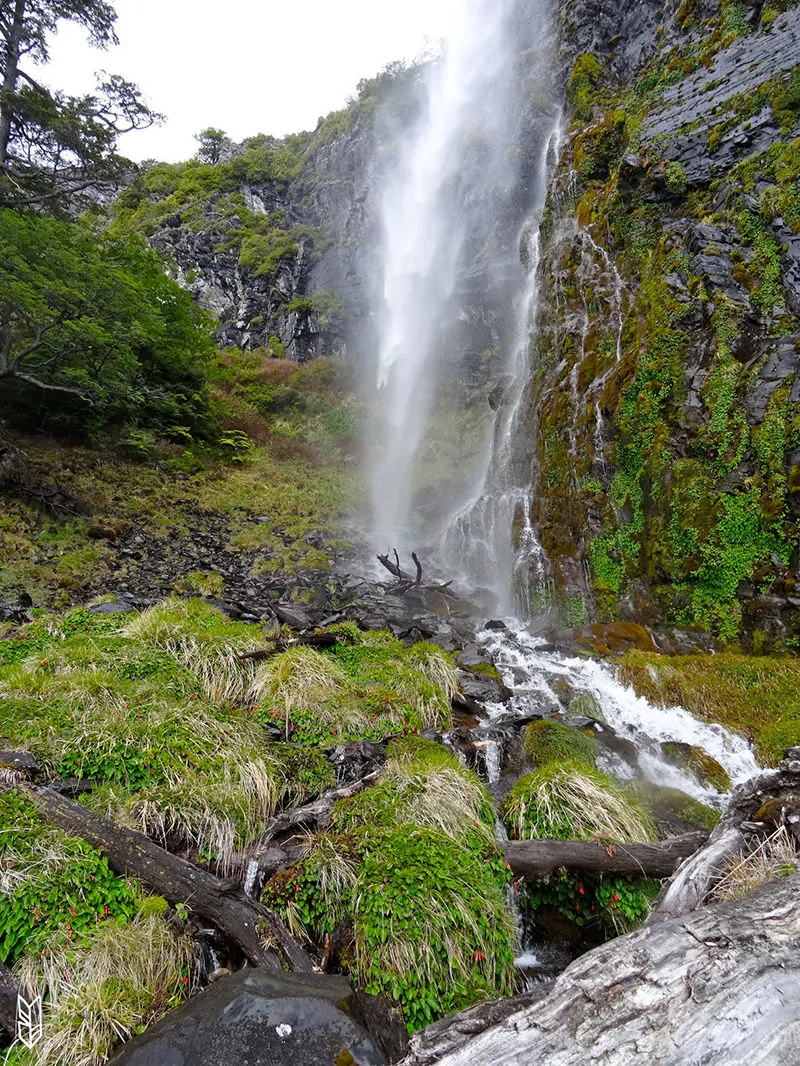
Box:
[0,602,456,874]
[263,736,515,1033]
[661,741,732,793]
[524,719,599,769]
[619,652,800,766]
[565,692,608,723]
[500,762,657,843]
[631,781,722,832]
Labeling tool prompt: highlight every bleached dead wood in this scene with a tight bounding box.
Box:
[404,873,800,1066]
[653,752,800,920]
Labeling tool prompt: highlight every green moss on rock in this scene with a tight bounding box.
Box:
[524,719,599,768]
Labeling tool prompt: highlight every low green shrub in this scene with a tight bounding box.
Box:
[0,791,141,965]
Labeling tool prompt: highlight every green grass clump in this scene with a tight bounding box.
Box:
[619,652,800,765]
[330,734,496,843]
[0,601,345,873]
[524,719,599,768]
[252,630,457,745]
[0,791,141,966]
[264,735,514,1032]
[15,911,193,1066]
[264,825,515,1034]
[500,762,657,842]
[352,827,515,1032]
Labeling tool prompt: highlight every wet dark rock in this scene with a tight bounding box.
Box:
[485,619,509,631]
[273,605,313,630]
[108,969,386,1066]
[88,600,138,615]
[326,741,387,783]
[455,668,513,706]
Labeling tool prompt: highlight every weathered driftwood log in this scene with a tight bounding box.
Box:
[27,787,314,975]
[0,960,18,1038]
[377,550,455,596]
[504,831,707,880]
[0,750,39,782]
[403,873,800,1066]
[652,749,800,920]
[253,770,384,853]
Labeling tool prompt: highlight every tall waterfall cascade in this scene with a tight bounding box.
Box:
[369,0,559,614]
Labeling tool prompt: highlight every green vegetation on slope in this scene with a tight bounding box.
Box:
[619,651,800,764]
[264,737,515,1033]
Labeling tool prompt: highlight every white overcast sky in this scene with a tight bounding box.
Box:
[40,0,458,163]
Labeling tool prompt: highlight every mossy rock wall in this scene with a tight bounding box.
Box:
[528,1,800,648]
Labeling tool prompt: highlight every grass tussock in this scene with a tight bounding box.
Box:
[500,762,658,843]
[619,651,800,765]
[524,718,599,769]
[713,826,799,903]
[14,913,193,1066]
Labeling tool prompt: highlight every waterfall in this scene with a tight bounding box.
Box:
[368,0,557,577]
[442,120,562,614]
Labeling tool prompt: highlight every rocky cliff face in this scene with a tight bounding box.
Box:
[530,0,800,648]
[130,0,799,648]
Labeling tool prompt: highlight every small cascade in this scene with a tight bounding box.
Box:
[477,625,759,802]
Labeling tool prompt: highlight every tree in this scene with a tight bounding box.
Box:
[0,0,158,206]
[0,206,216,434]
[195,126,230,165]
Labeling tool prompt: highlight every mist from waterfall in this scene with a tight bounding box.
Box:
[369,0,557,577]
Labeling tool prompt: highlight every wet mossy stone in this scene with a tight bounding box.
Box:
[631,780,722,833]
[565,692,608,724]
[524,719,599,769]
[660,741,732,793]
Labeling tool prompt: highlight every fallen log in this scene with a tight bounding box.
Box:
[403,872,800,1066]
[503,831,707,880]
[652,747,800,920]
[26,787,314,975]
[253,769,384,852]
[0,960,18,1038]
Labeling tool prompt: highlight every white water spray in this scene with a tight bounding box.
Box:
[371,0,525,540]
[443,118,562,612]
[479,626,760,803]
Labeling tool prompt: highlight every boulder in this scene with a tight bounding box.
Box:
[660,741,732,793]
[108,969,386,1066]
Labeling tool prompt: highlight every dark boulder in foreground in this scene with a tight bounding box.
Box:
[109,969,386,1066]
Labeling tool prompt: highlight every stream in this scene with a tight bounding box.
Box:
[455,621,761,983]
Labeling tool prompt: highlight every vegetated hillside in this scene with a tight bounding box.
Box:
[530,0,800,648]
[0,353,361,612]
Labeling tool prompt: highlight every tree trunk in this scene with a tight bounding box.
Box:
[0,960,18,1038]
[403,873,800,1066]
[503,831,707,880]
[28,787,314,975]
[0,0,26,169]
